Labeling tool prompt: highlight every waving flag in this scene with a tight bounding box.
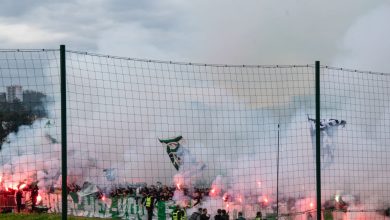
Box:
[308,115,346,168]
[159,136,183,170]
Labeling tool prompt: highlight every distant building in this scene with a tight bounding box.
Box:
[0,92,6,103]
[6,85,23,103]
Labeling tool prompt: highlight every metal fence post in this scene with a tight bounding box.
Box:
[60,45,68,220]
[315,61,321,220]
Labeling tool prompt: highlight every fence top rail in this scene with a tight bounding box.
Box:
[66,50,390,75]
[322,65,390,76]
[0,49,59,52]
[67,50,313,68]
[0,48,389,75]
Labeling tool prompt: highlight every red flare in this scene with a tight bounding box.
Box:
[209,186,220,197]
[223,195,227,202]
[19,183,27,190]
[37,194,42,203]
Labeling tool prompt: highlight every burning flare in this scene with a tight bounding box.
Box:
[37,194,42,203]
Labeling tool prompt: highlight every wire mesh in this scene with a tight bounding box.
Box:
[0,48,389,220]
[65,51,316,219]
[0,49,61,213]
[319,67,390,219]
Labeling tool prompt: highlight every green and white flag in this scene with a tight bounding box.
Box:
[159,136,183,170]
[307,116,346,168]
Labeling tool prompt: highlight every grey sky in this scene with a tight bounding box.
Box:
[0,0,389,71]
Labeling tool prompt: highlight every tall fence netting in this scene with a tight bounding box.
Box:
[319,68,390,219]
[0,50,61,212]
[0,49,389,220]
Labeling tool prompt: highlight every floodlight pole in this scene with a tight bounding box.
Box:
[276,123,280,219]
[60,45,68,220]
[315,61,321,220]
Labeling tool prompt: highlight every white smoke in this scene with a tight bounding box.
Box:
[0,118,61,191]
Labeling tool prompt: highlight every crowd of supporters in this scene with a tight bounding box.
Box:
[67,182,212,207]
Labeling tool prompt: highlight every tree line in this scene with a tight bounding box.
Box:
[0,90,47,149]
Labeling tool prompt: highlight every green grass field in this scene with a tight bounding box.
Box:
[0,213,107,220]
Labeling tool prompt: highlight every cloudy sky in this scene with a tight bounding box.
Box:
[0,0,390,72]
